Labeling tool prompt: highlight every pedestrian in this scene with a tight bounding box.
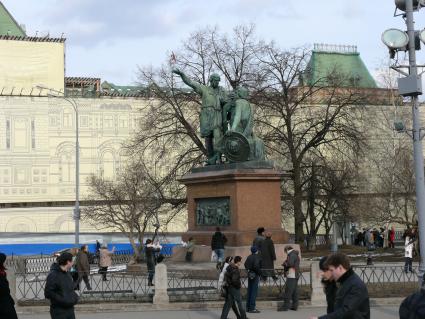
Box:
[95,240,101,254]
[319,256,337,314]
[365,229,374,250]
[260,231,277,280]
[220,256,247,319]
[75,244,92,291]
[218,256,234,289]
[404,229,415,273]
[357,231,364,247]
[252,227,265,252]
[399,273,425,319]
[279,246,300,311]
[388,226,395,249]
[0,253,18,319]
[45,252,79,319]
[99,244,115,281]
[310,253,370,319]
[211,227,227,265]
[218,256,243,318]
[185,237,195,262]
[244,246,262,313]
[145,239,162,286]
[362,228,367,247]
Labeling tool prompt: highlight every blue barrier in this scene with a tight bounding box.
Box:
[0,243,179,256]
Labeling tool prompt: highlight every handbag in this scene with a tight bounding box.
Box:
[211,251,217,262]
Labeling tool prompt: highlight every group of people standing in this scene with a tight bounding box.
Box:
[217,227,301,319]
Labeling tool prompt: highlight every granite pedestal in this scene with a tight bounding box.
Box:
[176,161,289,261]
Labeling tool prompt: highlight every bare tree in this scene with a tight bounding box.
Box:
[253,45,368,243]
[82,158,185,259]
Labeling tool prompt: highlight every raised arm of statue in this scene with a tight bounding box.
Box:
[172,68,203,95]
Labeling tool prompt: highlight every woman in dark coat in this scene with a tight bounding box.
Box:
[261,232,277,279]
[0,252,18,319]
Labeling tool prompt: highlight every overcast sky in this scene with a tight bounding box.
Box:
[3,0,423,85]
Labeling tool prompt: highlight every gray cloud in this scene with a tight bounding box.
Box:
[37,0,199,46]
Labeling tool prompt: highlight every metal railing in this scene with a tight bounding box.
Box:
[14,264,418,304]
[353,265,419,286]
[16,270,151,304]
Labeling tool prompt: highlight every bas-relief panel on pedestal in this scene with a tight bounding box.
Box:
[195,197,231,226]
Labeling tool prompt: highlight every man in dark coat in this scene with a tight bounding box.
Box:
[75,244,91,290]
[319,256,337,314]
[211,227,227,263]
[399,273,425,319]
[310,253,370,319]
[260,231,277,280]
[220,256,247,319]
[0,253,18,319]
[45,252,79,319]
[145,239,162,286]
[244,246,262,313]
[252,227,265,252]
[280,246,300,311]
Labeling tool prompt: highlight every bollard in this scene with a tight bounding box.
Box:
[153,263,169,304]
[6,267,17,304]
[310,261,326,306]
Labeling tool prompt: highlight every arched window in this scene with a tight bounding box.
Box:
[101,151,115,180]
[59,151,75,183]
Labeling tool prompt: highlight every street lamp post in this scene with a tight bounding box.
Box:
[382,0,425,286]
[37,86,80,246]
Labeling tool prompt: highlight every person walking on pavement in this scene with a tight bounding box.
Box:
[145,239,162,286]
[45,252,79,319]
[252,227,265,252]
[310,253,370,319]
[218,256,242,318]
[99,244,115,281]
[260,231,277,280]
[405,229,415,273]
[319,256,337,314]
[220,256,247,319]
[280,246,300,311]
[211,227,227,264]
[0,253,18,319]
[244,246,262,313]
[185,237,195,262]
[388,226,395,249]
[75,245,92,291]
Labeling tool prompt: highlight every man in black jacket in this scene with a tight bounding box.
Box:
[399,273,425,319]
[211,227,227,264]
[220,256,247,319]
[280,246,300,311]
[244,246,262,313]
[310,253,370,319]
[45,252,79,319]
[319,256,337,314]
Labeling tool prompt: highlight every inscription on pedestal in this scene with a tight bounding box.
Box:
[195,197,230,226]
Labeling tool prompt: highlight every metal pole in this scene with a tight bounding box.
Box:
[72,98,80,247]
[331,221,338,253]
[405,0,425,285]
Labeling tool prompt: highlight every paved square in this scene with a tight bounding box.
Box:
[19,306,399,319]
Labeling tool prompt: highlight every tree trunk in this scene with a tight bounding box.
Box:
[293,183,305,244]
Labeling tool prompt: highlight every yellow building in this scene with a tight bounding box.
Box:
[0,2,188,234]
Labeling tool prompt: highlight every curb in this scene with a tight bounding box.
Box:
[16,298,403,314]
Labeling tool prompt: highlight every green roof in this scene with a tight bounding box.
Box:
[304,45,377,89]
[0,1,25,36]
[101,81,145,94]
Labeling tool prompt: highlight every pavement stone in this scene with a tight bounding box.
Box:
[18,306,400,319]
